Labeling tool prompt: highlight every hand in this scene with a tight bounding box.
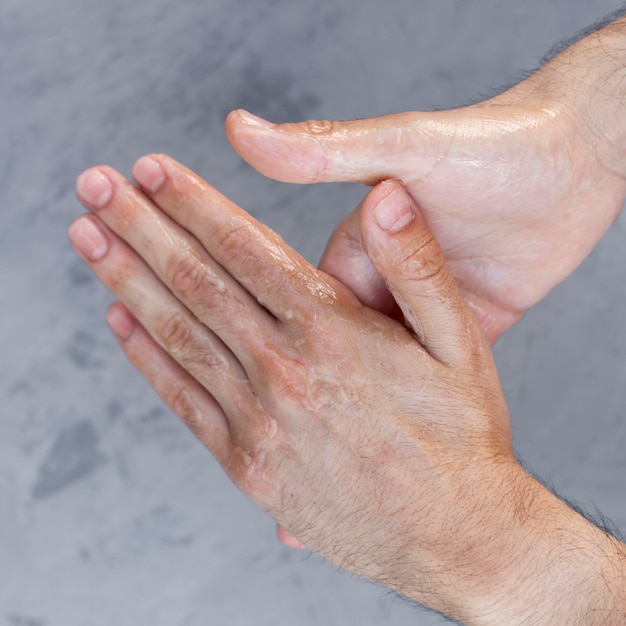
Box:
[226,11,626,554]
[68,155,626,623]
[225,58,626,343]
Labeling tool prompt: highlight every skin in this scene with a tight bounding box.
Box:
[224,21,626,345]
[67,15,626,625]
[68,155,626,624]
[225,18,626,553]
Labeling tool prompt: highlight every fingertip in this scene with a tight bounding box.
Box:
[363,181,446,289]
[371,182,416,234]
[132,155,166,193]
[276,524,307,550]
[75,168,113,209]
[67,214,109,262]
[106,302,136,341]
[232,109,273,128]
[360,180,417,244]
[225,110,272,146]
[362,179,408,208]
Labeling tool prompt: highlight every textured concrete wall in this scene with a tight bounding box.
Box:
[2,1,625,624]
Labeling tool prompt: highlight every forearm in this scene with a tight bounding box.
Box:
[404,467,626,625]
[477,479,626,625]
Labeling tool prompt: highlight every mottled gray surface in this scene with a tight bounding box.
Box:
[2,1,626,624]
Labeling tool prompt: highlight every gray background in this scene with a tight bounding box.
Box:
[2,1,626,624]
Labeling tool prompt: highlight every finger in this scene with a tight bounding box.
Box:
[74,166,282,370]
[276,524,306,550]
[106,301,231,463]
[360,181,484,365]
[318,203,396,315]
[67,214,253,424]
[130,155,337,323]
[225,109,433,185]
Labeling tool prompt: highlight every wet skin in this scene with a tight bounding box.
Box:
[222,21,626,552]
[225,96,626,344]
[68,155,626,624]
[67,13,626,620]
[67,155,521,613]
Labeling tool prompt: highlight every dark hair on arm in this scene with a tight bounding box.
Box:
[465,3,626,103]
[517,456,626,544]
[541,3,626,64]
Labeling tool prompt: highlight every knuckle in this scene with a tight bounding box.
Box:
[398,231,447,285]
[215,221,249,267]
[166,253,207,300]
[201,351,230,373]
[302,120,336,181]
[164,382,205,438]
[261,351,347,420]
[156,311,193,355]
[259,351,307,408]
[304,119,335,136]
[274,369,307,404]
[230,447,274,503]
[156,310,233,379]
[309,377,349,414]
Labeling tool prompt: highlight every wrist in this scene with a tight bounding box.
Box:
[515,17,626,180]
[432,466,626,625]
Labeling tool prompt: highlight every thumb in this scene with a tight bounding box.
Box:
[360,180,483,365]
[225,109,429,185]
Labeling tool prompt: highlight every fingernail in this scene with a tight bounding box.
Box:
[132,156,166,193]
[68,216,108,261]
[373,186,414,233]
[107,305,135,340]
[236,109,273,127]
[76,169,113,209]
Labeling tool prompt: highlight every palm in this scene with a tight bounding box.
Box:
[392,105,625,339]
[226,103,626,342]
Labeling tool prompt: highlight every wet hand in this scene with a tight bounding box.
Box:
[68,155,528,617]
[226,85,626,342]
